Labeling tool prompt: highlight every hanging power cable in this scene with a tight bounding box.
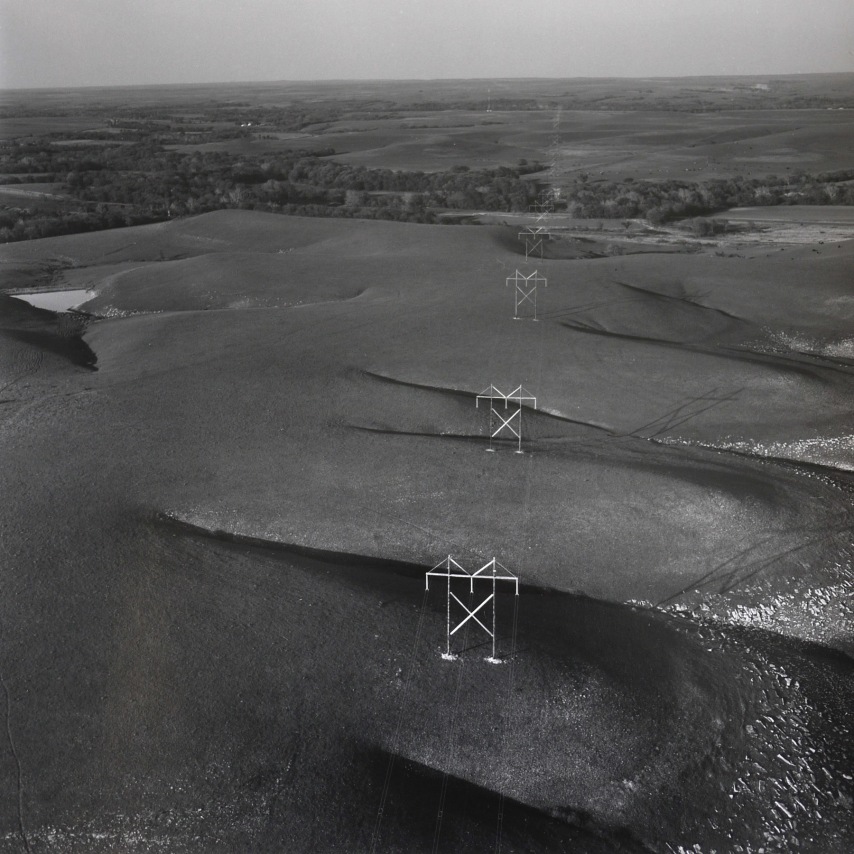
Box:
[369,587,430,853]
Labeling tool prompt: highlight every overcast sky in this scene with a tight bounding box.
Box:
[2,0,853,89]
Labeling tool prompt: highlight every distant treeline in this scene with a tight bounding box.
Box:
[0,142,544,242]
[3,128,854,243]
[563,171,854,223]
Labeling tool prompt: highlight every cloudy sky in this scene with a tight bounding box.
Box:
[2,0,853,89]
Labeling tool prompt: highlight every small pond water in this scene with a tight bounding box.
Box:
[12,289,93,312]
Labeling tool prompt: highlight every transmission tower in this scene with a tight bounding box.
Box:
[426,556,519,662]
[476,384,537,453]
[518,225,550,260]
[506,269,547,320]
[529,198,554,224]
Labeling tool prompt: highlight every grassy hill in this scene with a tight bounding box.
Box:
[1,210,852,851]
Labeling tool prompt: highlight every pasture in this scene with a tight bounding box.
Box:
[2,207,852,850]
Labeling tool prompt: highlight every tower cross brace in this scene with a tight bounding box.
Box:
[506,269,547,320]
[530,199,554,224]
[426,556,519,662]
[518,225,550,260]
[476,384,537,453]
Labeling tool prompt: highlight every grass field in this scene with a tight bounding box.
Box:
[156,106,854,177]
[3,74,854,178]
[311,107,854,178]
[1,78,853,852]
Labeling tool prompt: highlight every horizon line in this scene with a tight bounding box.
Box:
[3,70,854,94]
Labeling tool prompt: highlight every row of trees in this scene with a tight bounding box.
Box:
[563,171,854,223]
[0,208,159,243]
[4,123,854,243]
[0,140,544,242]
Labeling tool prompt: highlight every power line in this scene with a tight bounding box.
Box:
[369,589,431,853]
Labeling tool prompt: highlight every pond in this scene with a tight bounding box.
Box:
[11,289,93,312]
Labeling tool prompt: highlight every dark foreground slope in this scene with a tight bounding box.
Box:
[1,211,852,851]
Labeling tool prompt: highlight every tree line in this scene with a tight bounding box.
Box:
[3,131,854,244]
[563,171,854,223]
[0,141,544,242]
